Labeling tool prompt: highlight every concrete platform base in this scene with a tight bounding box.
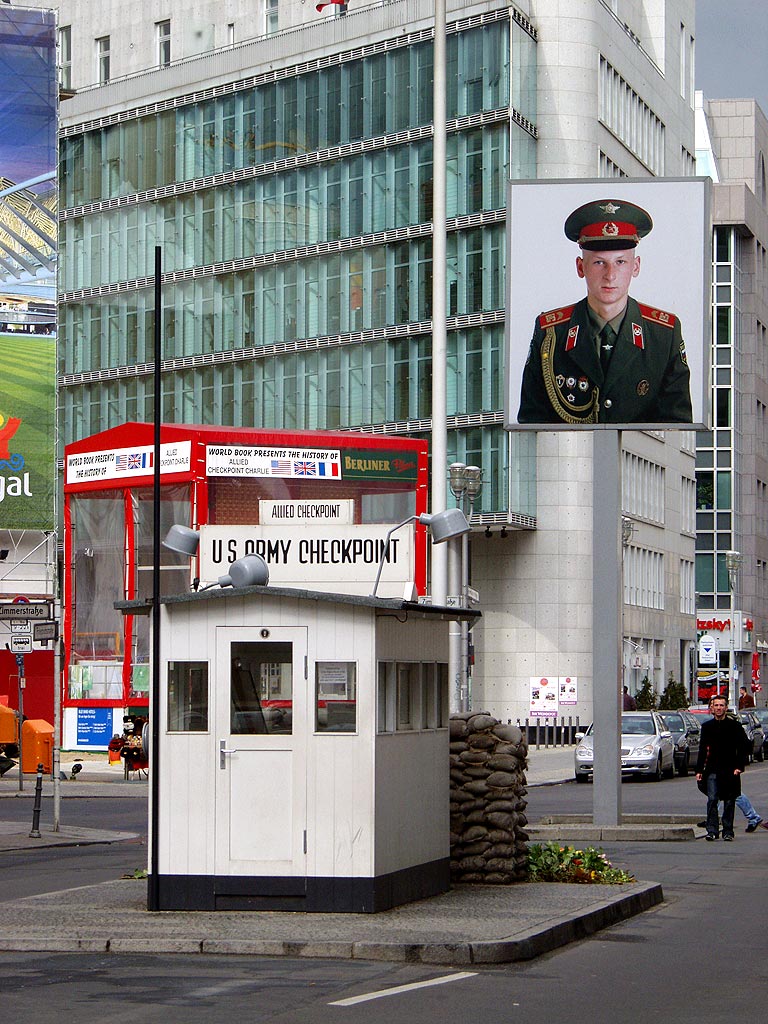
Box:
[529,814,704,842]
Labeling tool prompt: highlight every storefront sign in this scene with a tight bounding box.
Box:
[697,618,731,633]
[65,441,191,484]
[206,445,341,479]
[341,448,419,481]
[260,499,354,525]
[199,523,414,593]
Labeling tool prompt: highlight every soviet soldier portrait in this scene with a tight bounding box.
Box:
[517,199,693,426]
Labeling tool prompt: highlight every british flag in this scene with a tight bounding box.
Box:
[294,461,317,476]
[116,452,152,471]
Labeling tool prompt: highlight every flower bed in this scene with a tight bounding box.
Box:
[526,842,635,884]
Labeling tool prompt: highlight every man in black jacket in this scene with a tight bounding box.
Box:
[695,695,752,841]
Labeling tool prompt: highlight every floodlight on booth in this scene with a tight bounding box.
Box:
[370,508,470,599]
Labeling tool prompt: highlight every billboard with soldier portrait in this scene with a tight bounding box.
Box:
[504,178,710,432]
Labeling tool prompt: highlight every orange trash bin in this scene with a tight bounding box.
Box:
[0,705,18,745]
[21,719,54,774]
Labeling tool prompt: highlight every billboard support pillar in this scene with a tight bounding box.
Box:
[592,430,622,826]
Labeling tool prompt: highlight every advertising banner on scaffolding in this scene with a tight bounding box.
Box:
[0,6,57,530]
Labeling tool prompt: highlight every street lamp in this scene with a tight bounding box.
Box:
[620,518,637,699]
[448,463,483,711]
[725,549,744,708]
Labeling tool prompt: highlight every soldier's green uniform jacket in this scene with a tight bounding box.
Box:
[517,296,693,424]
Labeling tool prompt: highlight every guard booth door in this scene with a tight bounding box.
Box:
[214,626,307,890]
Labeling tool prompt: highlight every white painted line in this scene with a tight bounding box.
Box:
[329,971,478,1006]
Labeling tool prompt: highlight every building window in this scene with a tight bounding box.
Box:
[157,20,171,68]
[599,57,665,174]
[266,0,278,36]
[96,35,110,84]
[680,559,695,615]
[59,25,72,91]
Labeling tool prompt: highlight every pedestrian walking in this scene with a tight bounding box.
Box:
[695,694,752,840]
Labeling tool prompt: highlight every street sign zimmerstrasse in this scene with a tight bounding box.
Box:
[0,602,49,620]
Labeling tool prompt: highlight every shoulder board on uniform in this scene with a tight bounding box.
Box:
[638,303,677,329]
[539,304,575,329]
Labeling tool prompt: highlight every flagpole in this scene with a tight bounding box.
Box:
[430,0,448,608]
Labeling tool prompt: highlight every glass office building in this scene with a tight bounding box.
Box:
[58,9,539,522]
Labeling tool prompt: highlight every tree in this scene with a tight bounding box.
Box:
[658,673,689,710]
[635,675,657,710]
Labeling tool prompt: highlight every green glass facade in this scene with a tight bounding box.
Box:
[58,14,538,519]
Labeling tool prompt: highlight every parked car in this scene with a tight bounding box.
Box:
[657,710,700,776]
[750,707,768,756]
[574,711,675,783]
[738,710,765,762]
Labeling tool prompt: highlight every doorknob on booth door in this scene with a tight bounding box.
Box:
[219,739,238,769]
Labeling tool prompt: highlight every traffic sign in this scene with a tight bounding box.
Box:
[33,621,58,642]
[10,634,33,654]
[10,620,32,634]
[698,633,719,665]
[0,602,49,620]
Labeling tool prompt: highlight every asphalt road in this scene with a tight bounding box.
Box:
[0,795,148,900]
[2,770,768,1021]
[528,758,768,821]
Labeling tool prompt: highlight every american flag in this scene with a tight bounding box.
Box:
[116,452,152,471]
[270,459,292,476]
[294,461,317,476]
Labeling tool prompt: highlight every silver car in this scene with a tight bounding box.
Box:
[574,711,675,783]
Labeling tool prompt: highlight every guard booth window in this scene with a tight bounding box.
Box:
[315,661,356,732]
[231,641,292,734]
[167,661,209,731]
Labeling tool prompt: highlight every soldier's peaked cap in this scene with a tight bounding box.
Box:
[564,199,653,251]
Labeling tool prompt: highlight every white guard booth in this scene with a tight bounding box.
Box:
[126,584,479,913]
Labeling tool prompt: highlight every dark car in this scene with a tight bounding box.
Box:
[658,710,700,776]
[750,707,768,755]
[738,710,765,762]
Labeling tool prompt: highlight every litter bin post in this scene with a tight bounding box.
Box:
[21,720,54,774]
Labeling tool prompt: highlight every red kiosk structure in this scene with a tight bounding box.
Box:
[62,423,428,750]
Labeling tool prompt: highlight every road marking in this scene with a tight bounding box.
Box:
[328,971,478,1006]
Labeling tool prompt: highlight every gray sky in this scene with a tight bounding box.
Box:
[696,0,768,115]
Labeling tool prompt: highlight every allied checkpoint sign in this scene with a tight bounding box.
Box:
[0,7,57,529]
[504,177,711,432]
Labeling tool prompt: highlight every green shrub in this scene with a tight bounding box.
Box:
[526,842,635,884]
[658,674,689,710]
[634,675,657,710]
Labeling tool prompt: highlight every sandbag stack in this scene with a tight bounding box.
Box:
[449,712,529,884]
